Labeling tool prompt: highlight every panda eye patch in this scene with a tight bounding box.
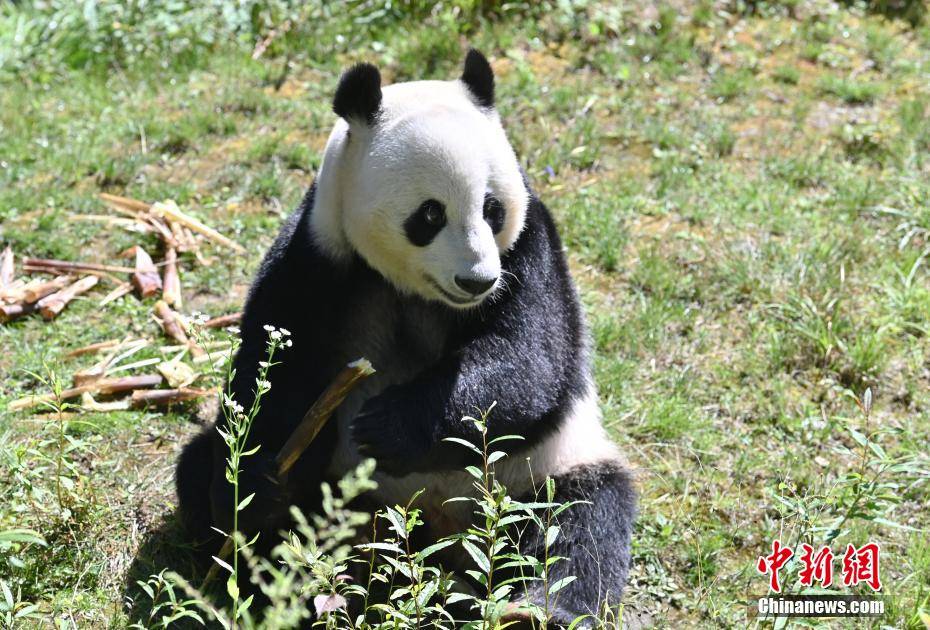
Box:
[483,194,505,235]
[404,199,446,247]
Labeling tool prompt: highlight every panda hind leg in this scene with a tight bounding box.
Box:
[516,462,637,628]
[175,429,219,550]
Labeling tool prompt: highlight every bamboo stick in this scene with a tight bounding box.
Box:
[147,217,178,248]
[154,300,188,344]
[130,387,212,408]
[131,246,162,298]
[276,359,375,478]
[203,312,242,329]
[70,214,153,232]
[37,275,98,320]
[65,339,122,358]
[24,258,136,275]
[99,282,132,306]
[151,200,245,253]
[162,247,182,307]
[9,374,163,411]
[22,275,74,303]
[201,360,375,589]
[0,246,13,288]
[98,192,151,216]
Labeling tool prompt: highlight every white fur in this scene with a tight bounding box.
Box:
[328,375,621,537]
[310,78,528,309]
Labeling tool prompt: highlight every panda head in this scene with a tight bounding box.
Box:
[310,49,529,309]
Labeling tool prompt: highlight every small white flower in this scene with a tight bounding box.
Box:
[263,324,275,332]
[284,339,293,348]
[269,330,282,341]
[280,328,291,336]
[258,361,270,368]
[228,326,241,335]
[223,394,244,416]
[256,378,271,392]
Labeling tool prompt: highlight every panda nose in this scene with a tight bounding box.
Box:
[454,274,497,296]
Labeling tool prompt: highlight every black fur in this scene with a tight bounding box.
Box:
[517,464,637,625]
[461,48,494,108]
[332,63,382,125]
[403,199,446,246]
[483,193,505,234]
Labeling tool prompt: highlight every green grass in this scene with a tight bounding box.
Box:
[2,1,930,628]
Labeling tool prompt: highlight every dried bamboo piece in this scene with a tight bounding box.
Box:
[24,258,135,275]
[0,246,13,288]
[0,279,27,303]
[0,301,36,324]
[168,221,189,251]
[130,387,212,408]
[202,358,375,589]
[65,339,122,358]
[162,247,182,307]
[98,192,151,216]
[151,200,245,253]
[36,275,98,320]
[147,217,178,248]
[276,359,375,478]
[203,312,242,329]
[99,282,132,306]
[154,300,188,344]
[106,357,162,375]
[22,275,74,303]
[159,340,229,353]
[80,392,131,412]
[70,214,152,232]
[131,246,162,298]
[9,374,163,411]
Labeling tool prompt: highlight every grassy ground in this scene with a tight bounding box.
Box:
[2,1,930,627]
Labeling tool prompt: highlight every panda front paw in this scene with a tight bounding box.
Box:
[352,390,427,476]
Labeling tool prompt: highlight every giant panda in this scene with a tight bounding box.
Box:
[176,49,636,625]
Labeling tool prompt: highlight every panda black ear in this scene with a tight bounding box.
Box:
[461,48,494,109]
[333,63,382,126]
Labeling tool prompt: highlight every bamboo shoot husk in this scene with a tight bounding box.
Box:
[37,275,98,320]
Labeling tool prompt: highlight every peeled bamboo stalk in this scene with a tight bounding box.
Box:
[98,192,151,216]
[100,282,132,306]
[159,340,229,353]
[0,246,13,288]
[22,275,74,303]
[154,300,188,344]
[37,275,98,320]
[162,247,182,307]
[65,339,122,358]
[9,373,163,411]
[152,200,245,253]
[202,358,374,589]
[168,221,189,251]
[203,312,241,329]
[70,214,153,232]
[130,387,212,408]
[148,217,178,248]
[80,392,131,412]
[24,257,135,275]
